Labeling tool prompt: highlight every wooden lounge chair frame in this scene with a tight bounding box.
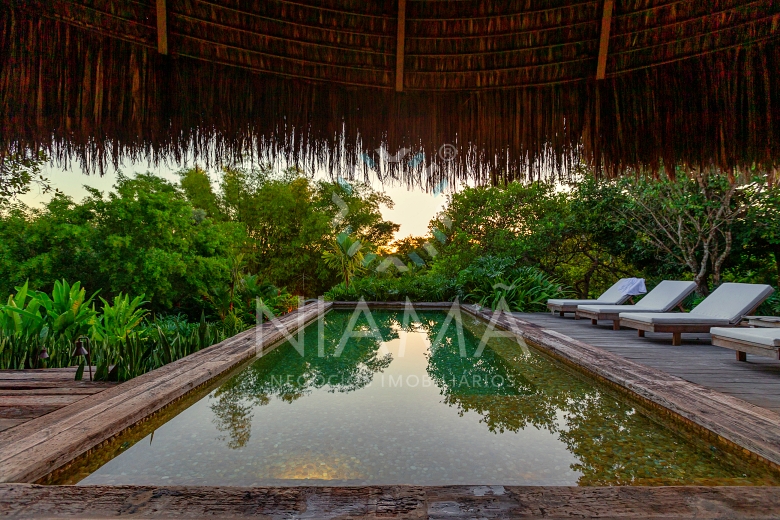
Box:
[577,303,685,331]
[711,334,780,362]
[619,298,767,346]
[547,302,582,317]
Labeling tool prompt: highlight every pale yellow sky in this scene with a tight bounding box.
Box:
[18,162,447,240]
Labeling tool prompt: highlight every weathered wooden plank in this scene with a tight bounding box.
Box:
[0,395,88,408]
[0,303,330,483]
[0,388,105,396]
[1,484,780,518]
[0,420,24,433]
[156,0,168,55]
[596,0,614,79]
[395,0,406,92]
[0,405,61,420]
[0,381,115,390]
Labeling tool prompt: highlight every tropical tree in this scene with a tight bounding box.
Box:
[0,149,50,205]
[322,232,366,289]
[612,171,763,295]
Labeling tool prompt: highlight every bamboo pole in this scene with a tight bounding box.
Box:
[156,0,168,55]
[395,0,406,92]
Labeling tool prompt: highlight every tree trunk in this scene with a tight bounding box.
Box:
[774,245,780,288]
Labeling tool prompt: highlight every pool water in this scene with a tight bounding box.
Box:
[56,310,779,486]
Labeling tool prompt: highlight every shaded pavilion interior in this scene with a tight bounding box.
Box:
[1,0,780,187]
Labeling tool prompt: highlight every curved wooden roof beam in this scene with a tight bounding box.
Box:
[596,0,613,80]
[396,0,406,92]
[156,0,167,55]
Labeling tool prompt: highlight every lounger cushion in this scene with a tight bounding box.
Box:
[579,304,648,314]
[548,299,600,306]
[630,280,697,311]
[595,278,635,304]
[710,327,780,348]
[690,283,775,323]
[580,281,696,314]
[548,278,634,308]
[618,312,730,325]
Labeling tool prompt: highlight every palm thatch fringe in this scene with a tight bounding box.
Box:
[1,5,779,185]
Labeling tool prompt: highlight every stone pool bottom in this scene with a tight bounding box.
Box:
[52,310,780,486]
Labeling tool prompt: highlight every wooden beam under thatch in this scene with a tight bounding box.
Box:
[395,0,405,92]
[1,0,780,185]
[155,0,167,55]
[596,0,613,80]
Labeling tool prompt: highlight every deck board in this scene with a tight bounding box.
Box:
[1,483,780,518]
[0,369,116,429]
[513,313,780,414]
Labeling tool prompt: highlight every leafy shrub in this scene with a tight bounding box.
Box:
[324,272,460,302]
[325,255,568,311]
[457,257,569,311]
[0,279,294,380]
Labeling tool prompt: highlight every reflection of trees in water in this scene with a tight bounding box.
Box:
[424,313,769,485]
[210,394,262,449]
[209,311,397,448]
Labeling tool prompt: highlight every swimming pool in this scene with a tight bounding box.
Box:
[52,309,780,486]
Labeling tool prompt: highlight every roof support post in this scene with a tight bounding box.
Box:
[395,0,406,92]
[596,0,613,80]
[156,0,168,55]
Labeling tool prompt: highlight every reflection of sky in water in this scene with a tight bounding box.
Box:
[75,311,778,487]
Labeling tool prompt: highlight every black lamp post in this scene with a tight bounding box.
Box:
[73,336,92,381]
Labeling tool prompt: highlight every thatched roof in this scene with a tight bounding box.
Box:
[1,0,780,186]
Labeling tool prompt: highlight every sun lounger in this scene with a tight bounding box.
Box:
[710,326,780,361]
[576,280,697,330]
[619,283,775,346]
[546,278,637,317]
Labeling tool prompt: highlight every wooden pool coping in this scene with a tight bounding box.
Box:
[2,483,780,518]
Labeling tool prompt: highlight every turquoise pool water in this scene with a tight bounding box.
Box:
[56,310,779,486]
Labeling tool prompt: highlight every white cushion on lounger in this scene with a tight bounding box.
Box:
[596,279,636,304]
[689,283,775,323]
[710,327,780,348]
[547,299,600,306]
[579,304,653,313]
[579,280,696,314]
[617,312,731,325]
[621,283,774,326]
[548,278,634,307]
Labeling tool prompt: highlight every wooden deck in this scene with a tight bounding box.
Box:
[0,368,116,433]
[2,483,780,519]
[514,313,780,413]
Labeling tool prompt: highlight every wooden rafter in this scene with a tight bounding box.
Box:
[596,0,614,80]
[395,0,406,92]
[156,0,168,55]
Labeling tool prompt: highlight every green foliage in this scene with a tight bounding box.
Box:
[0,173,242,316]
[324,254,567,310]
[92,293,149,343]
[178,165,398,296]
[0,280,254,379]
[459,262,568,312]
[321,232,367,289]
[325,271,460,302]
[0,150,51,204]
